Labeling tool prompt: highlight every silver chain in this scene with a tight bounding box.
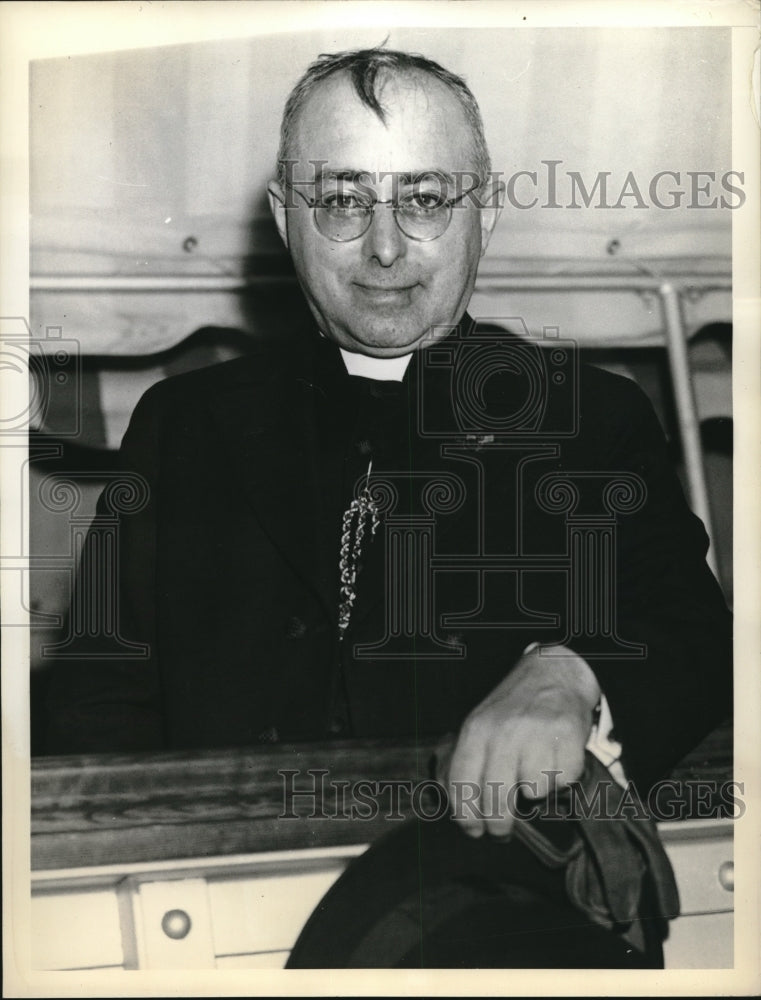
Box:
[338,460,380,640]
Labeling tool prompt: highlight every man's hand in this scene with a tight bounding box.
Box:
[441,644,601,839]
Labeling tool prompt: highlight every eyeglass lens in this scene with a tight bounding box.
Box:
[312,181,456,242]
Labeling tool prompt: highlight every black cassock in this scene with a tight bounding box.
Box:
[45,316,731,790]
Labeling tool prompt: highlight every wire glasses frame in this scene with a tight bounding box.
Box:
[283,181,483,243]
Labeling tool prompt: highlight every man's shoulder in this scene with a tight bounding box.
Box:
[139,344,294,406]
[571,362,664,460]
[578,362,651,413]
[455,324,652,426]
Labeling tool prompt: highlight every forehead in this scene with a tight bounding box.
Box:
[289,70,478,177]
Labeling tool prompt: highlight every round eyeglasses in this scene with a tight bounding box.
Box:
[284,182,481,243]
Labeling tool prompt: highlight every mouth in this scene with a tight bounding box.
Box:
[353,282,419,302]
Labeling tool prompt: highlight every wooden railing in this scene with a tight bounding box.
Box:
[31,721,732,872]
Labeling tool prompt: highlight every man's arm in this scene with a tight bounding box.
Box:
[443,370,732,834]
[577,372,732,787]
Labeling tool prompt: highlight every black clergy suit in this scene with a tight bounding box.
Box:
[44,318,732,793]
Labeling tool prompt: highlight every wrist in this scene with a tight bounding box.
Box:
[523,642,601,713]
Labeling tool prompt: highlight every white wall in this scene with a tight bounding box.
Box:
[30,26,733,351]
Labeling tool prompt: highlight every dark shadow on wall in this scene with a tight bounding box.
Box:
[239,189,316,348]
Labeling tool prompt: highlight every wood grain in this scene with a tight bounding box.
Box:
[31,722,732,871]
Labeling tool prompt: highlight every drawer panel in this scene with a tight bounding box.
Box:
[207,867,346,956]
[663,910,733,968]
[32,889,124,970]
[663,836,734,916]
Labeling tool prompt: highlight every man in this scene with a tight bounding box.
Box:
[45,47,732,967]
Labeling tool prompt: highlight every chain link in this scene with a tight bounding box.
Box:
[337,461,380,640]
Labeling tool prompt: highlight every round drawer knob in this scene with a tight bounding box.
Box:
[717,861,734,892]
[161,908,192,939]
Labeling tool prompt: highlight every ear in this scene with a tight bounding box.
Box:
[267,180,289,249]
[478,178,505,257]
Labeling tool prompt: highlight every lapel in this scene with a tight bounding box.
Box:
[206,340,346,622]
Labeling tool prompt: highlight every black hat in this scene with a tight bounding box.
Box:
[286,813,663,969]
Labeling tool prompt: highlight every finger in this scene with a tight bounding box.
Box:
[516,705,587,782]
[447,719,488,837]
[481,740,520,839]
[553,745,586,792]
[517,740,561,799]
[516,730,586,802]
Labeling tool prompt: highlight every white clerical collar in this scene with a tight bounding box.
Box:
[338,347,412,382]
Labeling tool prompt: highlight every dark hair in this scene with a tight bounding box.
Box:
[276,45,491,187]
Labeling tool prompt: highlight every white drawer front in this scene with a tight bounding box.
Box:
[32,890,124,970]
[664,911,733,968]
[207,867,346,958]
[663,836,734,916]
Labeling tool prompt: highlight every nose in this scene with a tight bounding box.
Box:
[362,202,407,267]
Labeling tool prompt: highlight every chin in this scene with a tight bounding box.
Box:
[343,318,441,356]
[353,342,419,358]
[350,334,424,357]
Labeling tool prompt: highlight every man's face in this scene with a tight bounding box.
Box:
[268,71,502,357]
